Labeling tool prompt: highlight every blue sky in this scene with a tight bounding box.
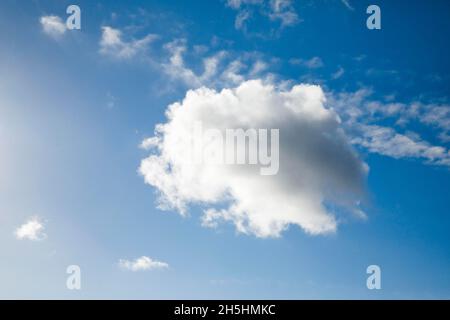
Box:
[0,0,449,299]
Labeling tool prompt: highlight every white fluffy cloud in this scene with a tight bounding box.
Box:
[40,15,66,38]
[139,80,368,237]
[15,217,47,241]
[118,256,169,271]
[99,26,157,59]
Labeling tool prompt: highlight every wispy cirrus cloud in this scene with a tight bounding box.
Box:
[351,124,450,166]
[268,0,300,26]
[329,89,450,166]
[289,57,324,69]
[96,26,275,90]
[225,0,300,33]
[160,38,274,88]
[331,66,345,79]
[226,0,264,10]
[161,39,225,87]
[341,0,354,11]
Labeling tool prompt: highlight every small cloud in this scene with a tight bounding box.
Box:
[288,58,302,65]
[40,15,66,38]
[15,217,47,241]
[193,45,209,55]
[226,0,263,10]
[99,26,157,59]
[106,92,116,109]
[332,66,345,79]
[226,0,243,9]
[303,57,324,69]
[235,10,251,30]
[249,59,268,76]
[268,0,300,27]
[354,54,367,62]
[289,57,324,69]
[384,94,396,102]
[118,256,169,271]
[226,0,299,34]
[162,39,236,88]
[153,38,272,89]
[366,68,399,77]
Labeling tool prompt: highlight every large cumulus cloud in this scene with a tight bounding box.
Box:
[139,80,368,237]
